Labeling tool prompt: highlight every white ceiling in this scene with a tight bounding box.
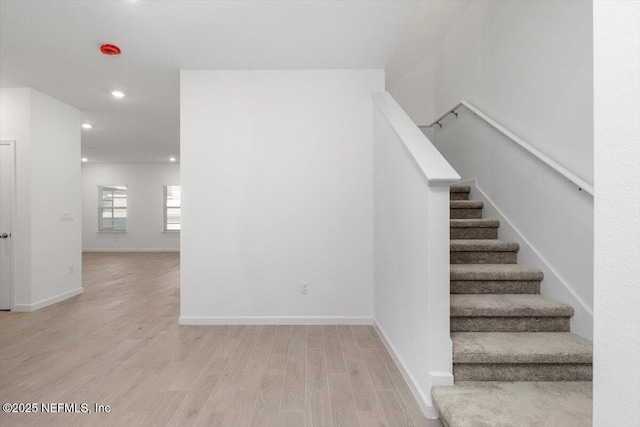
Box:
[0,0,419,163]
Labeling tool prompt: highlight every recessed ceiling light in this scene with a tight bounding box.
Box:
[111,91,125,98]
[169,157,176,162]
[81,157,88,162]
[82,123,92,129]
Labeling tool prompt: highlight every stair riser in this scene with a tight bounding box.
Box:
[450,280,541,294]
[450,192,470,201]
[450,228,498,239]
[451,252,517,264]
[451,317,570,332]
[453,363,592,381]
[450,208,482,219]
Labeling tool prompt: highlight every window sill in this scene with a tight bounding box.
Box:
[96,230,127,234]
[163,231,180,234]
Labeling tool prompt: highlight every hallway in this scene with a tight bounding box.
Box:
[0,253,437,427]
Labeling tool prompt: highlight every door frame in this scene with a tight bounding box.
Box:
[0,139,16,311]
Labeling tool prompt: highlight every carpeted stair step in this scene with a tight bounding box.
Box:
[451,240,519,264]
[450,200,483,219]
[450,185,471,201]
[450,219,499,239]
[432,381,592,427]
[441,184,592,424]
[452,332,592,381]
[450,264,543,294]
[450,294,572,332]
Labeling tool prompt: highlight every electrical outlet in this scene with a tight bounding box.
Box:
[69,265,74,274]
[301,282,309,294]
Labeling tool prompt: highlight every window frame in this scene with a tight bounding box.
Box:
[163,185,181,233]
[97,185,128,232]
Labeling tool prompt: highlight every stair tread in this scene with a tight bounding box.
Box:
[451,200,483,208]
[450,219,499,228]
[452,332,592,363]
[451,240,519,252]
[450,185,471,193]
[451,264,543,281]
[451,294,574,317]
[432,381,592,427]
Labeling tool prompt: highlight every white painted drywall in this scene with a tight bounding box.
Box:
[82,163,180,252]
[373,92,459,418]
[386,0,593,183]
[386,0,595,338]
[180,70,383,323]
[433,109,594,339]
[0,88,82,310]
[593,1,640,425]
[29,90,83,306]
[383,2,436,125]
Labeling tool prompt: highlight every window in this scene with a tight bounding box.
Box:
[164,185,181,231]
[98,185,127,231]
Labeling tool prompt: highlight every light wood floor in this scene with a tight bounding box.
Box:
[0,252,441,427]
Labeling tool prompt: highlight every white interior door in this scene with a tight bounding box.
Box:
[0,141,13,310]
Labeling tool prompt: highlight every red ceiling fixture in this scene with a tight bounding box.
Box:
[100,44,121,56]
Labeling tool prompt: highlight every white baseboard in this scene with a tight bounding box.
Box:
[178,316,373,325]
[14,287,84,312]
[373,321,442,419]
[83,248,180,253]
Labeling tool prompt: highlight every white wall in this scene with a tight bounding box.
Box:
[0,88,82,310]
[387,0,593,183]
[180,70,383,324]
[383,2,436,125]
[386,0,595,338]
[593,1,640,425]
[29,90,83,306]
[373,92,459,418]
[433,110,594,339]
[82,163,180,252]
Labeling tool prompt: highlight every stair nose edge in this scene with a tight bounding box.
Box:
[450,264,544,281]
[450,240,520,252]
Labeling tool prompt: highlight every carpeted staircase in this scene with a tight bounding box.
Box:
[432,185,592,427]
